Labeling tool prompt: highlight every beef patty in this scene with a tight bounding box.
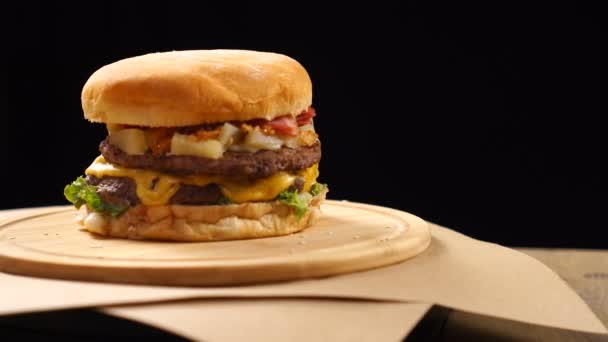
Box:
[86,176,140,207]
[100,138,321,178]
[85,175,305,207]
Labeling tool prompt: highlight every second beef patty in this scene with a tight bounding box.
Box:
[100,138,321,179]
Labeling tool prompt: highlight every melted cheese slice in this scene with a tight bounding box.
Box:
[85,156,319,206]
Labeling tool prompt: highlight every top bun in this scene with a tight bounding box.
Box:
[81,50,312,127]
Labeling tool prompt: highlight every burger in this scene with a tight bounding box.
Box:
[64,50,327,241]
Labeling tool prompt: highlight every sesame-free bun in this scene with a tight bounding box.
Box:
[82,50,312,127]
[79,191,326,241]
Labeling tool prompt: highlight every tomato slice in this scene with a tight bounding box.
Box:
[296,107,316,126]
[266,115,299,136]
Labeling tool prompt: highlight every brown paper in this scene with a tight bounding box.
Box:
[519,247,608,326]
[103,300,433,342]
[0,206,606,335]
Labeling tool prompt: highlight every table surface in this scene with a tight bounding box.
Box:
[422,247,608,341]
[1,207,607,341]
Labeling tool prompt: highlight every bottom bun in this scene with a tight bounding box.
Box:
[77,191,327,241]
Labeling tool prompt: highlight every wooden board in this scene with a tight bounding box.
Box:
[0,200,430,286]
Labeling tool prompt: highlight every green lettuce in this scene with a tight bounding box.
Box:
[277,183,328,219]
[310,183,327,197]
[278,190,310,219]
[64,176,128,217]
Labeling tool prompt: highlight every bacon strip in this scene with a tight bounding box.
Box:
[266,115,299,136]
[296,107,316,126]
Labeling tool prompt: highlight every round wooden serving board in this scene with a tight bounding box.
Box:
[0,200,431,286]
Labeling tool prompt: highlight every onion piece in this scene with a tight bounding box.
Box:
[300,124,315,132]
[171,134,224,159]
[219,122,240,146]
[109,128,148,155]
[284,137,300,148]
[243,128,283,151]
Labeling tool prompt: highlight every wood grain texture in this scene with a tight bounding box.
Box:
[0,201,430,286]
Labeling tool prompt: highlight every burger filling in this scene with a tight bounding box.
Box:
[64,108,326,220]
[82,156,320,207]
[106,107,318,159]
[100,139,321,178]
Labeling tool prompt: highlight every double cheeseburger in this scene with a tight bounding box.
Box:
[64,50,327,241]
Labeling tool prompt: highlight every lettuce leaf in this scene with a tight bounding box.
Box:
[277,183,328,219]
[278,190,309,219]
[310,183,327,197]
[64,176,128,217]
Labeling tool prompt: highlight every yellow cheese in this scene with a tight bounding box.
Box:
[300,163,319,192]
[221,174,295,203]
[85,156,319,206]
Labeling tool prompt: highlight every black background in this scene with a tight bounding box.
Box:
[1,3,606,247]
